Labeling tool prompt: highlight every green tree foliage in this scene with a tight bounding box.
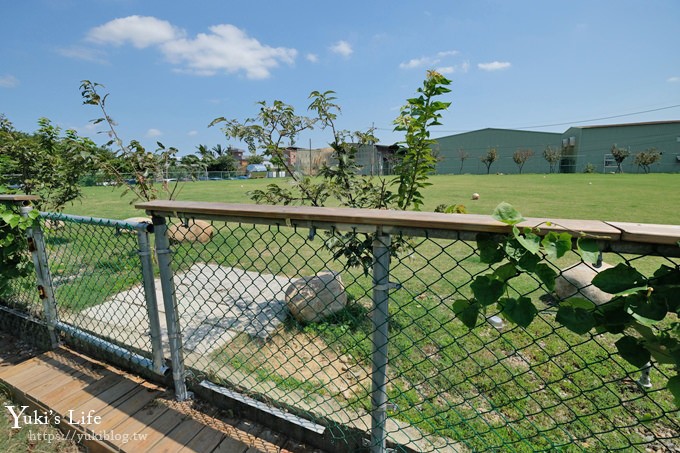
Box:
[208,154,238,172]
[393,70,452,210]
[543,145,561,174]
[458,149,469,174]
[512,148,534,174]
[0,115,96,211]
[211,71,453,272]
[80,81,182,202]
[0,202,39,298]
[634,148,661,174]
[245,154,264,165]
[481,147,498,174]
[610,144,630,173]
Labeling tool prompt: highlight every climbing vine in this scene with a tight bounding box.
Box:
[0,201,38,298]
[453,202,680,405]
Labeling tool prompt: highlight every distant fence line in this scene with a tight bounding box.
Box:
[1,194,679,452]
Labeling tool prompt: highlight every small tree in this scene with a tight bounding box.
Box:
[80,80,181,202]
[610,144,630,173]
[246,154,265,165]
[0,115,96,211]
[458,149,469,174]
[481,147,498,174]
[512,148,534,174]
[634,147,661,174]
[543,145,561,173]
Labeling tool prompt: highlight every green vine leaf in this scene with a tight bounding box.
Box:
[668,376,680,406]
[477,233,504,264]
[576,237,599,264]
[615,336,651,368]
[471,275,505,306]
[556,304,596,334]
[499,297,537,328]
[626,292,668,324]
[592,263,647,294]
[452,300,481,329]
[493,202,525,226]
[492,262,518,282]
[534,263,558,292]
[512,225,541,255]
[542,232,572,260]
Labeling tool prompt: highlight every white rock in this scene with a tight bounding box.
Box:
[555,262,614,305]
[285,271,347,323]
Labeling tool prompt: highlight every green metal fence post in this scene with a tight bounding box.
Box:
[20,202,59,348]
[370,231,391,453]
[152,214,190,400]
[136,227,166,375]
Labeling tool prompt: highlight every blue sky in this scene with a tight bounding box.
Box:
[1,0,679,156]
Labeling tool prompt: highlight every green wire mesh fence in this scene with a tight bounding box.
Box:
[1,195,678,452]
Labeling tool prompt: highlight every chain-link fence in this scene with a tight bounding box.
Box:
[1,195,679,452]
[136,202,679,452]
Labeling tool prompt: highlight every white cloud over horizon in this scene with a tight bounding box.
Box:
[399,50,460,70]
[478,61,511,71]
[306,53,319,63]
[667,76,680,83]
[330,40,353,57]
[81,16,297,79]
[0,75,19,88]
[146,128,163,137]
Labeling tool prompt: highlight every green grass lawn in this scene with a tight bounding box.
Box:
[65,173,680,225]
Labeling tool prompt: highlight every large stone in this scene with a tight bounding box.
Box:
[555,262,614,305]
[285,271,347,323]
[168,219,214,243]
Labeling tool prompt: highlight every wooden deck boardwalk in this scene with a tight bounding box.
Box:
[0,332,324,452]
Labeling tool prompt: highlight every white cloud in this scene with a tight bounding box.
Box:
[437,50,459,58]
[330,40,353,57]
[400,56,438,69]
[478,61,511,71]
[87,15,183,48]
[306,53,319,63]
[437,61,470,75]
[85,16,297,79]
[400,50,461,70]
[0,75,19,88]
[187,130,198,136]
[146,128,162,137]
[58,46,109,64]
[667,76,680,83]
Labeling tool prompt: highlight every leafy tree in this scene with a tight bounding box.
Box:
[512,148,534,174]
[211,71,453,271]
[0,115,96,211]
[208,153,238,172]
[80,80,181,202]
[481,147,498,174]
[610,144,630,173]
[543,145,561,173]
[634,148,661,174]
[393,70,452,210]
[458,149,469,174]
[246,154,265,165]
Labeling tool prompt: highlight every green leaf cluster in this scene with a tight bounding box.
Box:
[459,202,680,406]
[0,202,37,297]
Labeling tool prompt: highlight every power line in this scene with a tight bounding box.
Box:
[373,103,680,133]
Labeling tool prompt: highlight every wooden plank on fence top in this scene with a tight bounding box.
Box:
[135,200,622,239]
[0,194,40,202]
[605,221,680,245]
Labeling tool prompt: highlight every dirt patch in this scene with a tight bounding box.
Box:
[221,330,371,399]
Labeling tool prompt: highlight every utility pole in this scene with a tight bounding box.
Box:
[309,139,312,176]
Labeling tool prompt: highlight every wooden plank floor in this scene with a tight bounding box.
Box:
[0,331,324,452]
